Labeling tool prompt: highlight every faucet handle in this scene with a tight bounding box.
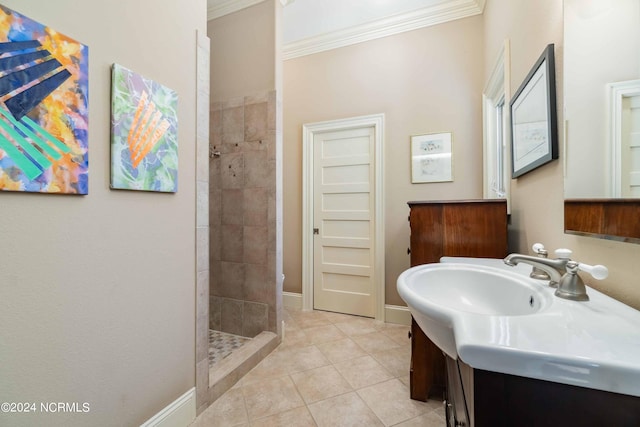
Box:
[577,263,608,280]
[532,243,546,253]
[530,243,551,280]
[555,248,573,259]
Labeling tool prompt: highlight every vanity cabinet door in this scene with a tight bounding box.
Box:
[474,369,640,426]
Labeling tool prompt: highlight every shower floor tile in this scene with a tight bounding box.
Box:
[209,330,250,367]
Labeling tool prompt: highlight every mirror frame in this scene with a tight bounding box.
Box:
[565,199,640,243]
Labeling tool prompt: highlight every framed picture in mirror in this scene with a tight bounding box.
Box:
[510,44,558,178]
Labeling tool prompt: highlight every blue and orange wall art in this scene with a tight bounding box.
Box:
[0,5,89,194]
[110,64,178,193]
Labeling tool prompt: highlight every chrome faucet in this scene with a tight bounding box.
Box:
[504,248,608,302]
[504,247,573,287]
[503,253,567,287]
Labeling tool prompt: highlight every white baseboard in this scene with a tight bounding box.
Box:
[283,291,302,309]
[283,292,410,326]
[384,304,411,326]
[140,388,196,427]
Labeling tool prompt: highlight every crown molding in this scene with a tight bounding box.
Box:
[208,0,294,20]
[207,0,264,21]
[283,0,485,61]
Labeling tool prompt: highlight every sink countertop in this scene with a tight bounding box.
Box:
[439,257,640,398]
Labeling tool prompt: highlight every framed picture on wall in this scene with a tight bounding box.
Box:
[110,64,179,192]
[510,43,558,178]
[410,132,453,183]
[0,5,89,194]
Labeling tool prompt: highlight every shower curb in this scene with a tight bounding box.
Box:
[207,331,280,404]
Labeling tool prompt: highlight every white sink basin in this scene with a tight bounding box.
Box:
[403,264,550,316]
[397,262,551,358]
[397,257,640,398]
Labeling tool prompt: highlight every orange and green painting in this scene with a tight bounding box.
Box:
[110,64,178,193]
[0,5,89,194]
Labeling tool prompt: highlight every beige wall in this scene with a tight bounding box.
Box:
[283,17,485,306]
[209,1,276,102]
[0,1,206,426]
[485,0,640,310]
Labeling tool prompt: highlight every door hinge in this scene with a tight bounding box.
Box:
[313,228,319,235]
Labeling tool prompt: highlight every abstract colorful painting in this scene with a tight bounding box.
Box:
[0,5,89,194]
[110,64,178,193]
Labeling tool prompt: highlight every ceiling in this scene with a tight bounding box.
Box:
[207,0,485,60]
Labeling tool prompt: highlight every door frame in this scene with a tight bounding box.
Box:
[301,113,385,320]
[608,79,640,197]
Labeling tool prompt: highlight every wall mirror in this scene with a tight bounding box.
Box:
[563,0,640,241]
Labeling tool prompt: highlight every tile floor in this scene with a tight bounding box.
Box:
[209,330,251,367]
[191,308,446,426]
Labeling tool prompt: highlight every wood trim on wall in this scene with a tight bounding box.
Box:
[140,388,196,427]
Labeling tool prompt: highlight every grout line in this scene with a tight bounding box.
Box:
[238,384,249,426]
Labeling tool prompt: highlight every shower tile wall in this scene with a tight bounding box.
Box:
[209,91,277,338]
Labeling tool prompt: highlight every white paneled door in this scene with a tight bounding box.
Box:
[312,126,375,317]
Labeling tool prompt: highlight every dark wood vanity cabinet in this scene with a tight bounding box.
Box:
[407,200,508,402]
[446,356,640,427]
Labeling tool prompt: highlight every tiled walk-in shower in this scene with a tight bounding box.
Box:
[201,89,282,408]
[209,90,280,337]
